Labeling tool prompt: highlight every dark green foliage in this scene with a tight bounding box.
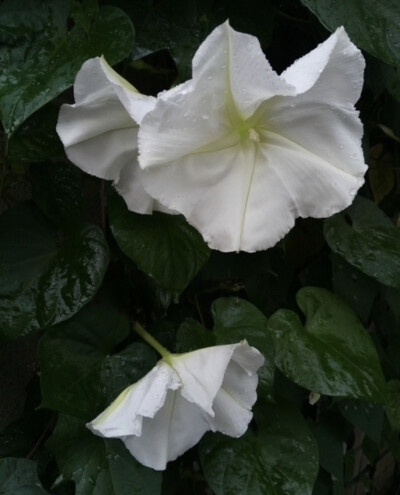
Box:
[1,0,400,493]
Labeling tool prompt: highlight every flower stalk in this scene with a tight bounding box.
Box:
[133,321,171,359]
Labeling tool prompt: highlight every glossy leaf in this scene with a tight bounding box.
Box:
[332,255,378,324]
[309,413,347,483]
[0,202,109,340]
[386,380,400,431]
[338,399,383,443]
[175,320,215,353]
[7,104,63,162]
[128,0,275,81]
[301,0,400,66]
[200,402,318,495]
[31,162,83,229]
[47,415,161,495]
[0,1,134,136]
[324,196,400,288]
[212,297,275,402]
[39,303,157,419]
[108,193,210,294]
[0,458,48,495]
[267,287,387,402]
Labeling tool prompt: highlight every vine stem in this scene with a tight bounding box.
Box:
[133,322,171,359]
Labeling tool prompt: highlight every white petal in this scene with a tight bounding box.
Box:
[87,362,179,438]
[192,21,295,118]
[206,343,263,437]
[57,57,156,213]
[139,23,293,169]
[208,386,253,437]
[122,389,209,470]
[139,23,367,253]
[169,344,242,415]
[239,135,365,251]
[280,27,365,104]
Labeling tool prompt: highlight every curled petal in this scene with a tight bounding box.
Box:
[170,344,240,415]
[207,343,264,437]
[57,57,156,214]
[280,27,365,104]
[87,362,180,438]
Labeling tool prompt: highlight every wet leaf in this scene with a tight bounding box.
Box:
[0,458,48,494]
[108,193,210,294]
[47,415,161,495]
[268,287,387,402]
[0,1,134,136]
[39,303,156,419]
[324,196,400,288]
[0,202,109,340]
[200,402,318,495]
[301,0,400,66]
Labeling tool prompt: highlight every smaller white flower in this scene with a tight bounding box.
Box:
[56,56,158,214]
[87,340,264,470]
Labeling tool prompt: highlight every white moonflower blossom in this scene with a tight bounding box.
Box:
[138,21,367,252]
[87,340,264,471]
[56,56,157,213]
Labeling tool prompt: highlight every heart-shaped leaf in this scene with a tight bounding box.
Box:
[47,415,161,495]
[108,193,210,294]
[324,196,400,289]
[0,202,109,340]
[200,402,318,495]
[267,287,386,402]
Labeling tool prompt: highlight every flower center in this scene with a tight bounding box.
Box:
[248,128,260,142]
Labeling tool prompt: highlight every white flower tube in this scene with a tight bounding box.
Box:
[87,324,264,471]
[138,21,367,252]
[56,56,157,214]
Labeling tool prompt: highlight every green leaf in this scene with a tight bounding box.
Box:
[47,415,161,495]
[309,413,347,483]
[0,458,48,494]
[6,104,63,162]
[125,0,275,81]
[212,297,275,402]
[176,319,215,353]
[39,303,157,419]
[108,192,210,294]
[200,402,319,495]
[267,287,387,402]
[338,399,383,443]
[300,0,400,66]
[324,196,400,288]
[0,2,134,136]
[385,380,400,431]
[332,255,378,324]
[31,162,83,229]
[0,202,109,340]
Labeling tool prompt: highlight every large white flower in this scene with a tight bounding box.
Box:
[87,340,264,471]
[56,56,157,213]
[138,22,367,252]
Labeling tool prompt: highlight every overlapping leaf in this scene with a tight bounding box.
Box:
[0,202,109,340]
[200,402,318,495]
[0,458,48,495]
[108,193,210,294]
[301,0,400,66]
[47,415,161,495]
[267,287,386,402]
[324,196,400,288]
[0,0,134,136]
[39,303,157,419]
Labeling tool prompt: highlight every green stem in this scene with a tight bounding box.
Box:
[133,322,171,359]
